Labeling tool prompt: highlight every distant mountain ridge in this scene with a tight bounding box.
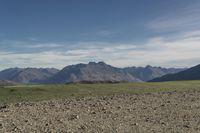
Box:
[0,62,185,84]
[0,68,59,84]
[123,65,184,81]
[149,64,200,82]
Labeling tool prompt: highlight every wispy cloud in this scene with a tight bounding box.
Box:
[80,30,115,37]
[147,2,200,32]
[27,43,64,48]
[0,40,65,53]
[28,37,38,41]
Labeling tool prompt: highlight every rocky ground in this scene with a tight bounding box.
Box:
[1,90,200,133]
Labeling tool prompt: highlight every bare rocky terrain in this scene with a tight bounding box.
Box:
[1,90,200,133]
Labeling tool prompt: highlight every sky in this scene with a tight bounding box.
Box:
[0,0,200,70]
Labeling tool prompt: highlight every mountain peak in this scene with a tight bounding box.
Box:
[88,62,96,65]
[145,65,152,68]
[88,61,107,65]
[98,61,107,65]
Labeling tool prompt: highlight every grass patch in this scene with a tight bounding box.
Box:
[1,80,200,104]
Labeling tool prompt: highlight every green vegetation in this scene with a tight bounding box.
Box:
[1,80,200,104]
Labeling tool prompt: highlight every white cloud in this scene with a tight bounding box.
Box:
[0,31,200,70]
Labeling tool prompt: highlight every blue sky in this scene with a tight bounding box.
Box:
[0,0,200,69]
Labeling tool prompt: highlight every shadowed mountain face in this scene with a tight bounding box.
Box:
[0,68,59,84]
[123,65,185,81]
[46,62,142,84]
[149,64,200,82]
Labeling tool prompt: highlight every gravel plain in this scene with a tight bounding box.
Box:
[1,90,200,133]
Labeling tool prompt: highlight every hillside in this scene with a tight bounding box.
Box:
[149,64,200,82]
[0,68,59,84]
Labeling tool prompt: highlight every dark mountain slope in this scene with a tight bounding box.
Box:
[149,64,200,82]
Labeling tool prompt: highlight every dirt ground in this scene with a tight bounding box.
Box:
[1,90,200,133]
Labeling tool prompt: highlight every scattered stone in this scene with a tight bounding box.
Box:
[68,114,79,120]
[161,104,165,107]
[78,125,87,130]
[133,123,139,126]
[183,124,190,128]
[117,106,122,109]
[102,107,106,111]
[0,105,8,110]
[90,111,96,114]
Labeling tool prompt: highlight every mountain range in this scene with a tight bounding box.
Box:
[149,64,200,82]
[0,62,185,84]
